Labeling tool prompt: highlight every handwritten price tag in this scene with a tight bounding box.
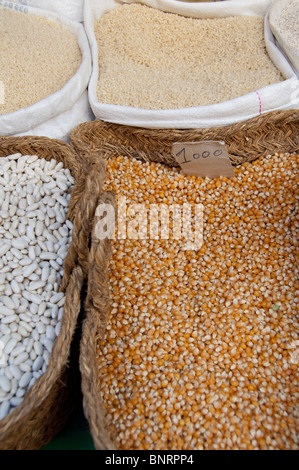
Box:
[172,141,234,178]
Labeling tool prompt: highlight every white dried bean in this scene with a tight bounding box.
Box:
[32,356,43,372]
[4,367,13,380]
[28,246,36,260]
[11,238,28,250]
[28,303,38,316]
[0,400,10,420]
[0,243,10,257]
[19,321,32,333]
[40,252,57,260]
[0,305,15,317]
[28,273,39,282]
[23,262,38,278]
[41,265,50,282]
[43,309,52,318]
[33,341,43,356]
[10,397,23,408]
[46,325,56,341]
[9,365,22,381]
[49,292,64,304]
[2,315,18,324]
[36,323,46,335]
[10,378,18,396]
[19,257,32,266]
[55,322,61,336]
[18,372,32,389]
[19,362,31,373]
[16,388,26,398]
[13,352,29,366]
[28,280,46,291]
[38,302,46,316]
[4,338,18,355]
[0,375,11,393]
[25,338,34,354]
[50,260,60,271]
[10,280,20,294]
[2,296,16,310]
[10,344,26,358]
[11,332,22,342]
[31,330,39,342]
[1,324,11,335]
[43,338,54,354]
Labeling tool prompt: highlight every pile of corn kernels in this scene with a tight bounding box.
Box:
[97,152,299,450]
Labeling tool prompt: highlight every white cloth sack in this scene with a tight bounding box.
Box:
[14,91,94,142]
[85,0,299,129]
[13,0,84,22]
[269,0,299,78]
[0,2,92,140]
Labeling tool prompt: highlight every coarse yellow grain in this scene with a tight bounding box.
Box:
[94,4,283,109]
[0,8,81,115]
[97,152,299,450]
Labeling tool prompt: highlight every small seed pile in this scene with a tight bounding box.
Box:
[97,152,299,450]
[0,7,81,115]
[95,4,283,109]
[0,154,73,419]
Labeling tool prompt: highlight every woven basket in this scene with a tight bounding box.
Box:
[70,110,299,166]
[77,109,299,450]
[0,136,105,450]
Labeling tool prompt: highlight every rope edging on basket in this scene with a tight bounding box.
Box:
[80,190,117,451]
[70,110,299,166]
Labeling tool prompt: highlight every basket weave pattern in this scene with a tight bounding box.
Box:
[70,110,299,166]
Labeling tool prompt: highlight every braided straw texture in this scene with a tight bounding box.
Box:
[0,136,105,450]
[80,190,117,450]
[70,110,299,166]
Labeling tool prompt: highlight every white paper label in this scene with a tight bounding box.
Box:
[172,141,235,178]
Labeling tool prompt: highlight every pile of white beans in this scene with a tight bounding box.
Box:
[0,154,74,419]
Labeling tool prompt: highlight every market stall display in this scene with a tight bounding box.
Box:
[0,0,298,452]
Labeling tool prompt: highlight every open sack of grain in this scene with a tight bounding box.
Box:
[0,136,105,450]
[269,0,299,77]
[80,132,299,450]
[84,0,299,129]
[0,2,92,141]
